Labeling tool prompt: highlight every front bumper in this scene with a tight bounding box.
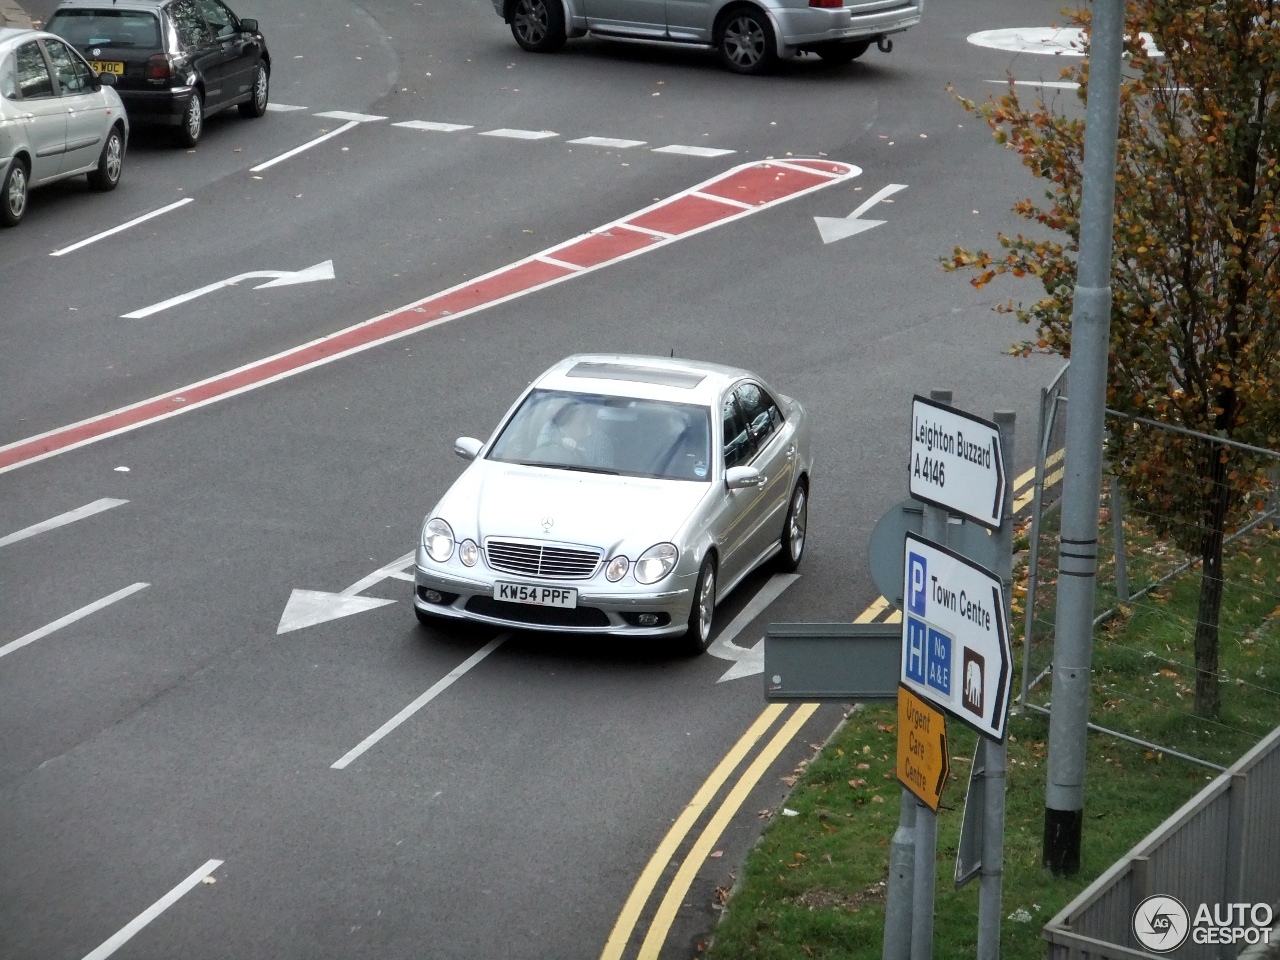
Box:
[775,3,921,46]
[413,559,695,637]
[116,86,196,126]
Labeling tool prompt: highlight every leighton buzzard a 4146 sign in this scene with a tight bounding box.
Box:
[909,396,1006,529]
[900,533,1012,741]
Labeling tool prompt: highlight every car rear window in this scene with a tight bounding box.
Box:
[46,10,162,48]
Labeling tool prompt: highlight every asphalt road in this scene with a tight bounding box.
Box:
[2,1,1072,957]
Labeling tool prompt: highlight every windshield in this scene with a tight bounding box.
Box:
[487,389,712,482]
[47,10,162,48]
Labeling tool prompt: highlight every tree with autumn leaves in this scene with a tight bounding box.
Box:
[948,1,1280,718]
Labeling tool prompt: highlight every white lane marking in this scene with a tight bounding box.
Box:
[393,120,473,132]
[276,552,415,634]
[769,159,844,179]
[50,200,194,257]
[708,573,799,683]
[313,110,387,122]
[986,79,1080,89]
[848,182,909,220]
[691,190,753,210]
[0,498,127,548]
[568,136,647,148]
[0,583,148,661]
[331,634,510,769]
[122,261,335,319]
[967,27,1162,57]
[479,128,558,140]
[81,859,222,960]
[613,221,676,240]
[652,144,736,157]
[250,121,360,172]
[265,103,307,112]
[341,551,416,597]
[536,254,584,271]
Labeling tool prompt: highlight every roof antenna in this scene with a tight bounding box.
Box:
[670,348,674,357]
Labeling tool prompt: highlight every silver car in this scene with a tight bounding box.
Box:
[0,27,128,227]
[414,355,812,652]
[492,0,921,73]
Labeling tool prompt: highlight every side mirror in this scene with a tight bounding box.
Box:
[96,71,116,87]
[239,17,258,32]
[454,437,483,461]
[725,466,764,490]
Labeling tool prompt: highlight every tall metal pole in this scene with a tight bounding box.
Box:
[909,389,951,960]
[977,412,1015,960]
[1042,0,1127,876]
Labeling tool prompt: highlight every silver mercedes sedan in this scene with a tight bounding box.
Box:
[414,355,812,653]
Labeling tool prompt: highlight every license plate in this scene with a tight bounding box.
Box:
[89,61,125,75]
[495,582,578,608]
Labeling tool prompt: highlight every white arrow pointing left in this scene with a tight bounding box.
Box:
[277,551,413,635]
[123,260,335,319]
[708,573,798,683]
[814,183,908,244]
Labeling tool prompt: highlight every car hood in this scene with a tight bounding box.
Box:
[435,459,711,555]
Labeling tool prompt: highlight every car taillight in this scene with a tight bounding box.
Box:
[809,0,843,6]
[144,54,171,81]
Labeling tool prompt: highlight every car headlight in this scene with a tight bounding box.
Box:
[605,555,629,582]
[634,543,678,584]
[423,518,455,562]
[459,539,479,567]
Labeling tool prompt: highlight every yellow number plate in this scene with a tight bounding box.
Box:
[89,61,125,75]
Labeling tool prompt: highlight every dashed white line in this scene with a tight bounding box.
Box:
[393,120,474,132]
[536,254,585,271]
[81,859,222,960]
[250,120,360,172]
[613,221,677,240]
[0,498,128,547]
[313,110,387,123]
[265,103,307,112]
[770,158,848,179]
[331,634,510,769]
[652,144,736,158]
[480,128,559,140]
[50,200,193,257]
[0,583,149,660]
[568,136,647,148]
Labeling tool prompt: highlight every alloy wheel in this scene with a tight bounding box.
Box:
[698,564,716,641]
[513,0,549,45]
[186,99,202,142]
[723,16,766,68]
[788,486,807,562]
[104,134,122,183]
[254,67,268,110]
[7,165,26,218]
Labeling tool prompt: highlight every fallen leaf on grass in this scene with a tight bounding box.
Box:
[849,778,867,788]
[856,762,870,770]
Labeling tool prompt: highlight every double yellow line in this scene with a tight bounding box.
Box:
[599,702,819,960]
[601,459,1060,959]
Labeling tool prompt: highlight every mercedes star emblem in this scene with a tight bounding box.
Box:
[541,516,554,532]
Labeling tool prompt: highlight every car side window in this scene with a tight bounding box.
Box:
[14,42,54,100]
[169,0,215,49]
[0,53,17,100]
[734,382,783,449]
[722,395,756,471]
[43,39,93,95]
[196,0,238,39]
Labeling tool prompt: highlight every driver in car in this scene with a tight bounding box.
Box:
[537,403,617,466]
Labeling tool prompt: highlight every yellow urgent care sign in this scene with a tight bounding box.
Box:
[897,685,950,812]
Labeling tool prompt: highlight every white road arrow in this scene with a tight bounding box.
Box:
[708,573,798,683]
[813,183,909,244]
[277,551,414,635]
[123,260,335,319]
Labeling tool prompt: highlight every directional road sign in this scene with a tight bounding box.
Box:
[909,396,1006,530]
[900,533,1012,741]
[896,684,950,812]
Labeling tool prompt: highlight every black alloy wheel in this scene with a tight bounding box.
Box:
[511,0,566,53]
[87,126,124,191]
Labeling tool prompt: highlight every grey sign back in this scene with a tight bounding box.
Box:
[764,623,901,702]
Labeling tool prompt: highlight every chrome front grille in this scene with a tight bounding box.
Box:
[484,539,602,580]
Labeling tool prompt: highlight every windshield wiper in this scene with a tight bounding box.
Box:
[513,460,620,475]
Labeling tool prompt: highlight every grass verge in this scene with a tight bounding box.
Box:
[703,520,1280,960]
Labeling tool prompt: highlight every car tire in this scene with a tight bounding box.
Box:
[1,157,28,228]
[680,555,718,655]
[87,126,125,191]
[815,39,870,64]
[775,479,808,573]
[239,61,269,118]
[175,92,204,147]
[716,6,777,75]
[511,0,567,53]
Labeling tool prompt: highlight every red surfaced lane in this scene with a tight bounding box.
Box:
[0,160,860,475]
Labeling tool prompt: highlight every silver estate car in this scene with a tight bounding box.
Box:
[492,0,921,73]
[0,27,128,227]
[414,355,813,653]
